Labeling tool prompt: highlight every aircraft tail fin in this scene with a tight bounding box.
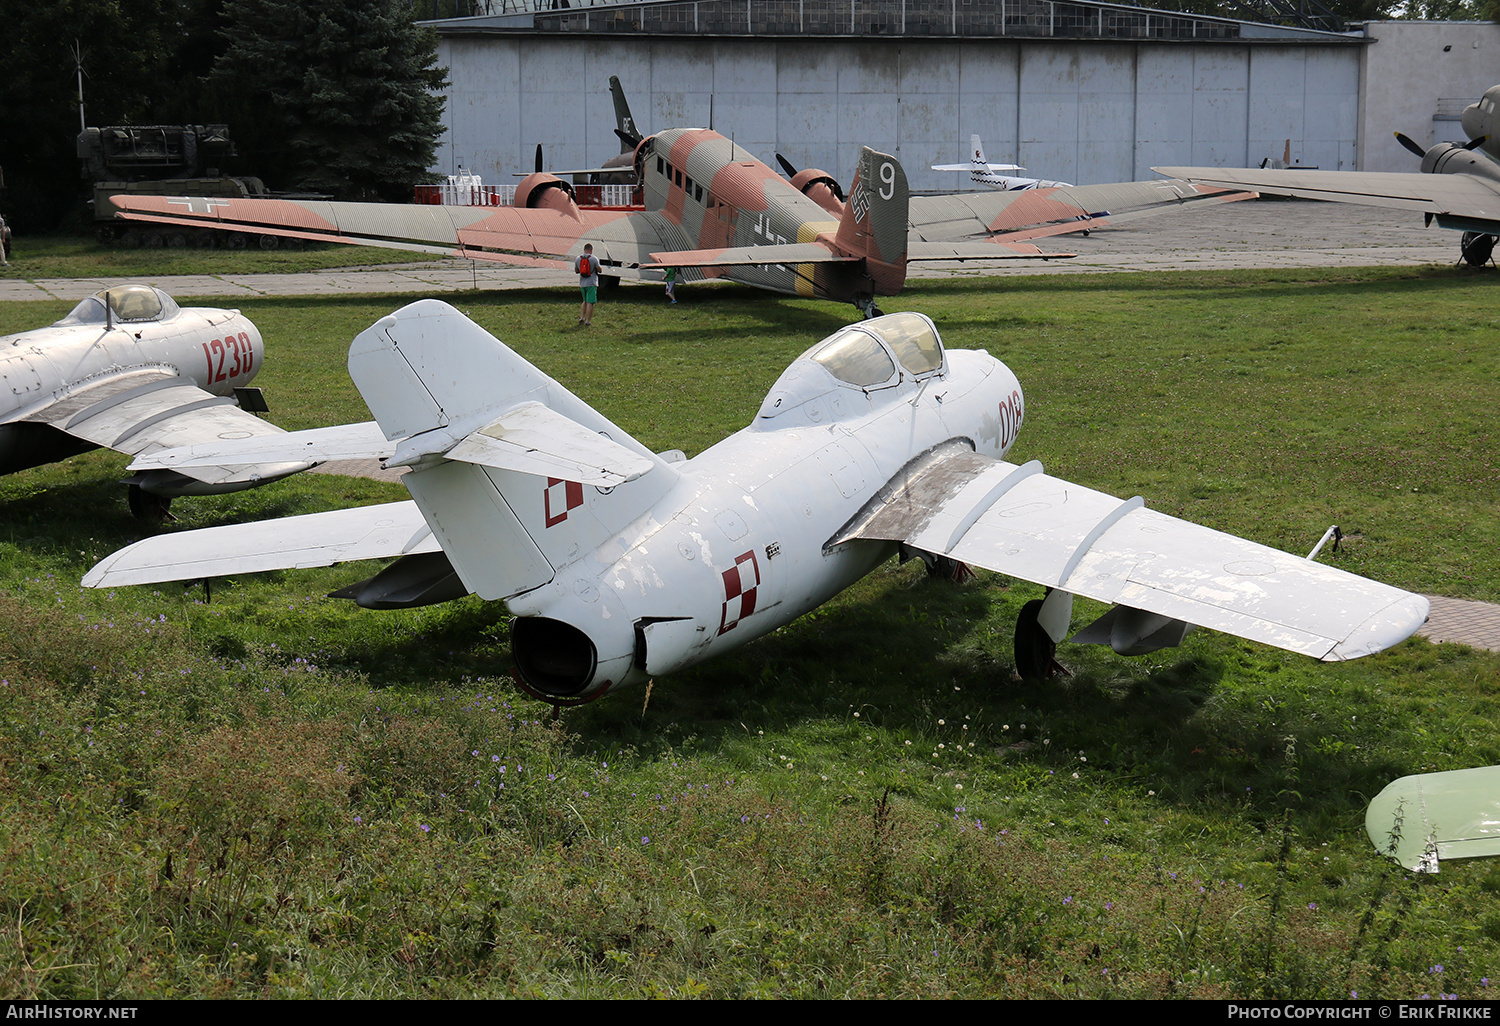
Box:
[349,300,678,600]
[834,147,910,296]
[970,134,987,168]
[609,75,642,151]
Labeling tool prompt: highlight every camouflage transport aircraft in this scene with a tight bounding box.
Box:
[1159,84,1500,268]
[111,129,1250,316]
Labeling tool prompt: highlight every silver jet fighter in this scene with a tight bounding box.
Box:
[0,284,310,517]
[86,301,1428,702]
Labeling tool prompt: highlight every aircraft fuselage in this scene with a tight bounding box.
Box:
[504,319,1024,701]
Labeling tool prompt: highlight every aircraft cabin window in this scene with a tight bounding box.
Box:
[810,330,896,388]
[874,312,944,376]
[55,285,178,326]
[675,169,683,187]
[656,157,664,175]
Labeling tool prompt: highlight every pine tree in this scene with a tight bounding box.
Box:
[210,0,448,201]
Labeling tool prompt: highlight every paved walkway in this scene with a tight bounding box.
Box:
[7,197,1494,653]
[1417,597,1500,653]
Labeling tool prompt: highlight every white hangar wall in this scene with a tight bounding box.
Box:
[1357,21,1500,173]
[435,34,1362,190]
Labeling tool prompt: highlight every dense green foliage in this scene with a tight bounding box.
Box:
[209,0,448,200]
[0,265,1497,997]
[1,0,447,230]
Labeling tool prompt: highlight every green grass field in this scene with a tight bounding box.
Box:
[0,234,435,281]
[1,265,1498,998]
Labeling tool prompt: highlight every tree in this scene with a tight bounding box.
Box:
[208,0,448,201]
[0,0,184,231]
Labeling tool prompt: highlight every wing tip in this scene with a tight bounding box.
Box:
[1325,592,1431,661]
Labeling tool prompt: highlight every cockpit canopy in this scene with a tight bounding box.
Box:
[758,312,945,420]
[55,285,181,327]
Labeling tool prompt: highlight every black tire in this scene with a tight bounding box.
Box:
[127,485,172,522]
[1461,232,1496,267]
[141,231,164,249]
[1013,599,1057,681]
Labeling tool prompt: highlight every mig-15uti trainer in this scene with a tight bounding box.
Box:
[0,284,310,518]
[108,130,1249,317]
[1158,84,1500,267]
[85,301,1427,703]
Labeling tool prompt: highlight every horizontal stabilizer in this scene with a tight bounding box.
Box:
[1366,766,1500,872]
[441,402,654,486]
[129,420,392,471]
[835,449,1428,661]
[644,243,858,268]
[82,501,438,588]
[932,162,1024,172]
[907,241,1072,261]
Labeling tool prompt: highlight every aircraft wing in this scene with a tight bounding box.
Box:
[12,369,310,487]
[1153,166,1500,226]
[834,448,1427,661]
[82,500,439,588]
[129,420,392,472]
[909,178,1254,244]
[109,194,665,271]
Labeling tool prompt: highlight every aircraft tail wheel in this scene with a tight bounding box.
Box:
[127,485,174,523]
[1013,599,1069,681]
[1461,232,1496,268]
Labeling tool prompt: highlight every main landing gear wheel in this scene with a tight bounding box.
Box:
[1013,599,1068,681]
[127,485,174,523]
[924,554,975,583]
[855,297,884,320]
[1460,232,1496,268]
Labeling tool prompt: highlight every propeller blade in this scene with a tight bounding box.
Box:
[613,127,641,148]
[1464,135,1490,151]
[1394,131,1428,159]
[776,153,798,178]
[534,144,543,174]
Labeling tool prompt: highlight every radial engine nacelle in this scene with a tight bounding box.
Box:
[514,172,581,217]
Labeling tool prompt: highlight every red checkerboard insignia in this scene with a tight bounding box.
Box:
[718,550,760,635]
[543,477,584,528]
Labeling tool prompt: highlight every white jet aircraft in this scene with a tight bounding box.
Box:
[0,284,311,518]
[85,301,1428,702]
[932,135,1072,192]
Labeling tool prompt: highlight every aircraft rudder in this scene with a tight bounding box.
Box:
[835,146,910,295]
[346,300,678,597]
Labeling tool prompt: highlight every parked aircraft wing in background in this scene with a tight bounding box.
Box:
[1156,83,1500,267]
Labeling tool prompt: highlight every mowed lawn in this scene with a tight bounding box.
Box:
[0,264,1497,998]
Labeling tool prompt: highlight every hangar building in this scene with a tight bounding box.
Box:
[422,1,1500,190]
